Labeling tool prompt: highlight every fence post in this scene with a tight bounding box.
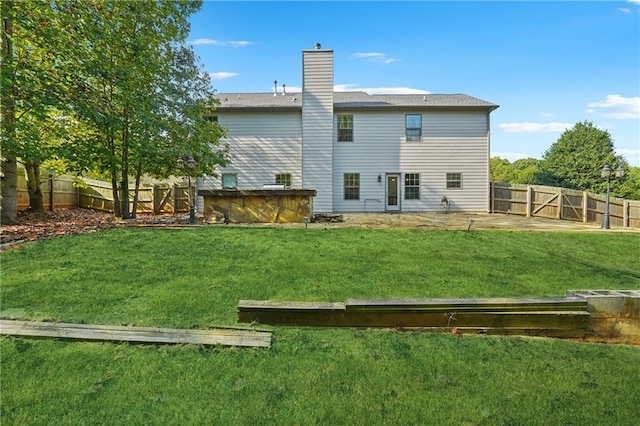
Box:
[49,172,54,211]
[153,184,158,214]
[623,200,629,228]
[557,188,563,219]
[173,184,178,214]
[582,191,588,223]
[526,185,532,217]
[492,182,496,213]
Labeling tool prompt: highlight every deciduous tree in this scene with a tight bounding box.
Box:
[541,121,627,194]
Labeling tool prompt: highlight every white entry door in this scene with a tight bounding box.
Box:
[385,174,400,211]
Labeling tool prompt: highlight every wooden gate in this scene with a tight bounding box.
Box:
[491,183,639,228]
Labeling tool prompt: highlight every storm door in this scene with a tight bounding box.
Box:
[385,174,401,211]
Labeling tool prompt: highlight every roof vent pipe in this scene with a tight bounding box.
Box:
[273,80,278,96]
[314,42,321,50]
[282,84,286,95]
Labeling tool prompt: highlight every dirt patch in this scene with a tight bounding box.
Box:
[0,209,195,250]
[327,212,639,232]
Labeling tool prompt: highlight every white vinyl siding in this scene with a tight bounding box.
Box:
[333,110,489,212]
[199,112,302,192]
[302,49,334,212]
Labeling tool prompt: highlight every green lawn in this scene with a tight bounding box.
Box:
[2,228,639,424]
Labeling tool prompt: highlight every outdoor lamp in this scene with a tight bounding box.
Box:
[378,174,382,183]
[600,163,624,230]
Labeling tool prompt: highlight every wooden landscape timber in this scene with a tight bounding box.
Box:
[238,297,591,338]
[0,320,272,348]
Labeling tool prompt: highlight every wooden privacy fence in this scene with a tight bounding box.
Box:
[79,178,191,214]
[17,172,190,214]
[17,173,78,210]
[491,183,640,228]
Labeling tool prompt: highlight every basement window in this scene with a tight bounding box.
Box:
[275,173,291,187]
[446,173,462,189]
[222,173,237,188]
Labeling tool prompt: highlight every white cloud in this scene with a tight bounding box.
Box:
[616,148,640,167]
[208,72,238,80]
[228,41,253,47]
[498,122,572,133]
[616,147,640,158]
[491,152,532,162]
[586,95,640,119]
[627,0,640,4]
[539,111,554,118]
[190,38,253,47]
[353,52,395,64]
[617,7,632,13]
[334,84,429,94]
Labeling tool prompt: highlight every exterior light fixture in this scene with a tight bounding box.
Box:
[378,174,382,183]
[600,163,624,229]
[177,154,197,224]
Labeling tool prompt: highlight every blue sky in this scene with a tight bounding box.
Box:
[188,1,640,166]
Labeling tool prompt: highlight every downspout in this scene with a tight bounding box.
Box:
[486,110,492,213]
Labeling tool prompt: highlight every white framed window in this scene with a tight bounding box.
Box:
[337,115,353,142]
[405,114,422,141]
[446,173,462,189]
[344,173,360,200]
[404,173,420,200]
[222,173,237,188]
[275,173,291,187]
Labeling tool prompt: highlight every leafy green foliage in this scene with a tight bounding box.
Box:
[541,121,627,194]
[1,0,228,218]
[615,166,640,200]
[490,157,545,184]
[491,121,639,200]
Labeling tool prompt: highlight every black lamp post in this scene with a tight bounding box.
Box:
[600,163,624,229]
[177,154,197,224]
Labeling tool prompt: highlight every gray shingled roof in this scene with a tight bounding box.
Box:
[214,91,498,111]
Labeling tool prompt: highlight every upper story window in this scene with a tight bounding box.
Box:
[222,173,237,188]
[404,173,420,200]
[343,173,360,200]
[446,173,462,189]
[337,115,353,142]
[405,114,422,141]
[275,173,291,187]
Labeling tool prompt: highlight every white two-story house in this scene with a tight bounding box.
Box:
[200,44,499,214]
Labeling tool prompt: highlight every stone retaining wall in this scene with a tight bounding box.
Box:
[198,189,315,223]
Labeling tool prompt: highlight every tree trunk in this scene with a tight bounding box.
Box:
[132,163,142,218]
[1,4,18,224]
[1,158,18,224]
[107,130,121,218]
[120,123,131,219]
[111,167,121,218]
[120,175,130,219]
[25,163,45,211]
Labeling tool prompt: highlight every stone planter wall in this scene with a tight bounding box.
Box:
[198,189,315,223]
